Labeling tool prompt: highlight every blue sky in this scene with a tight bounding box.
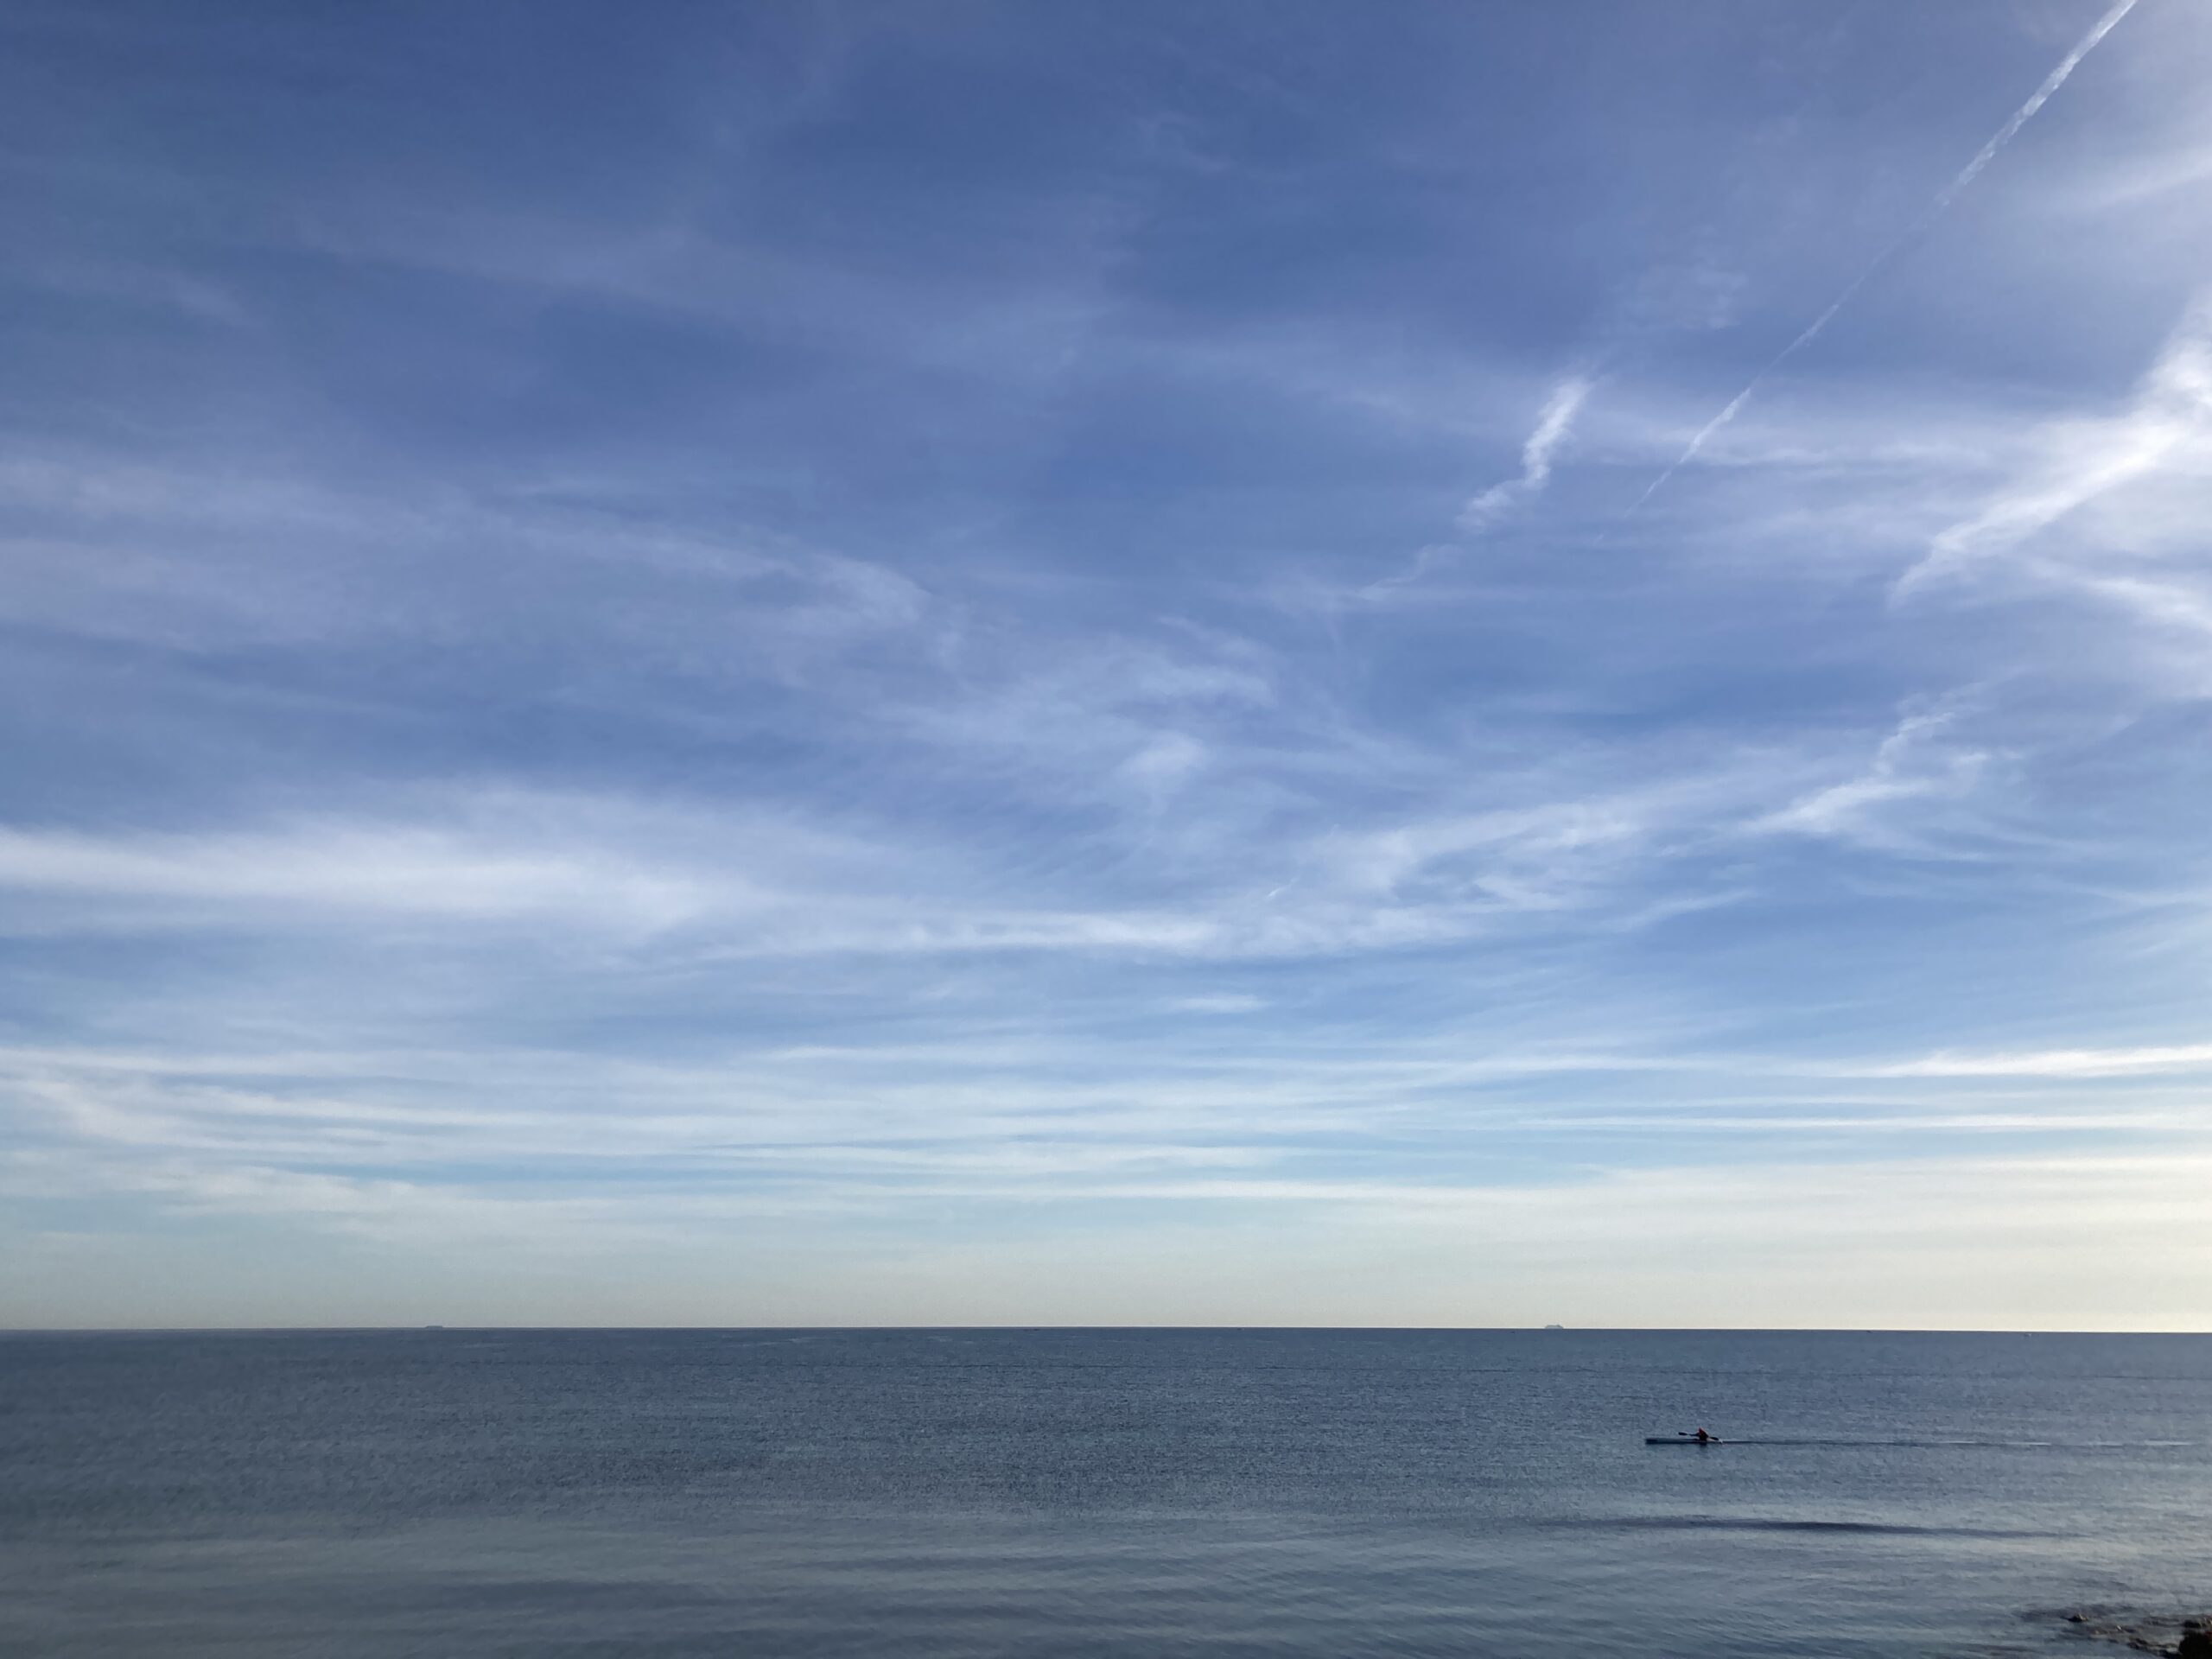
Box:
[4,0,2209,1328]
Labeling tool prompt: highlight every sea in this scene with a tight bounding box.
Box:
[2,1328,2206,1658]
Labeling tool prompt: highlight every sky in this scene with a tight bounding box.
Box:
[3,0,2210,1330]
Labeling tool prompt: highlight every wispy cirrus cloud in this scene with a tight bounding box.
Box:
[1457,372,1595,530]
[1897,292,2212,599]
[1862,1042,2212,1079]
[1750,704,1995,852]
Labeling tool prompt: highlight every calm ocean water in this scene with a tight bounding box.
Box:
[1,1329,2206,1657]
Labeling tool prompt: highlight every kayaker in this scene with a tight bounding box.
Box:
[1694,1427,1711,1444]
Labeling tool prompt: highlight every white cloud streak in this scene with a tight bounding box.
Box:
[1751,705,1991,849]
[1457,372,1594,530]
[1866,1042,2212,1079]
[1897,291,2212,596]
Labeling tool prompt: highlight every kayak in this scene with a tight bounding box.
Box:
[1645,1434,1724,1445]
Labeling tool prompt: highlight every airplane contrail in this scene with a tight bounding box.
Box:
[1632,0,2140,512]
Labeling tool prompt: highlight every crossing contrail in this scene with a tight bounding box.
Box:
[1632,0,2140,512]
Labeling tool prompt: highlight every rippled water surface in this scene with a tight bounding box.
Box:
[3,1329,2206,1656]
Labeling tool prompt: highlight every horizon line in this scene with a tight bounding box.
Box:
[9,1336,2202,1344]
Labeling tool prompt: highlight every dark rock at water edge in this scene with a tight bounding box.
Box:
[2044,1609,2212,1657]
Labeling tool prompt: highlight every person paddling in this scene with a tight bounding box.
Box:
[1693,1427,1712,1444]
